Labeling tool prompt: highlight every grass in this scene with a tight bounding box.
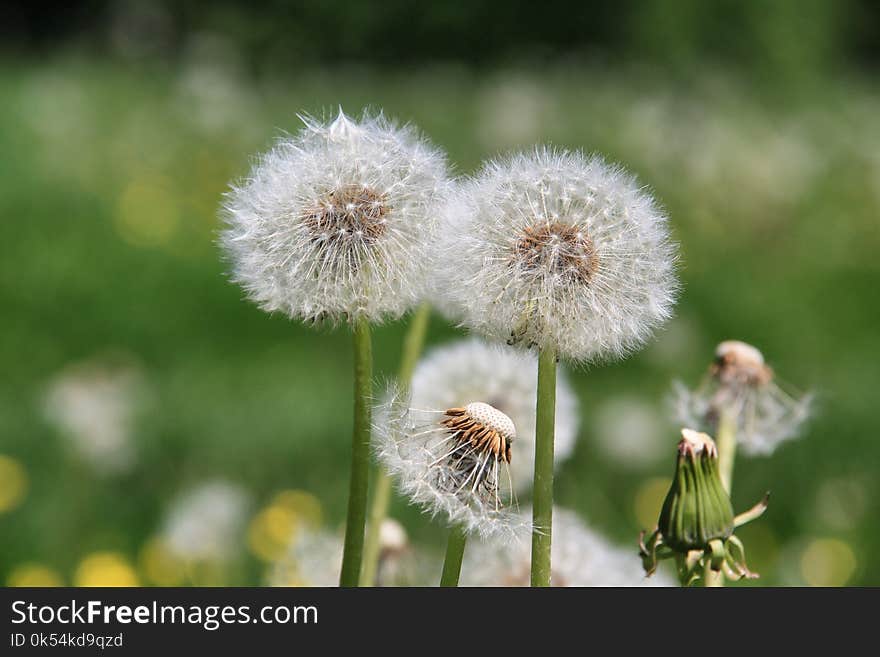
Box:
[0,56,878,585]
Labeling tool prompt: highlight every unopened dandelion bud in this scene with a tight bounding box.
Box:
[658,430,734,553]
[639,429,768,585]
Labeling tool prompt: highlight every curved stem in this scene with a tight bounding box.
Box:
[339,316,373,587]
[439,525,468,587]
[530,346,557,587]
[359,303,431,586]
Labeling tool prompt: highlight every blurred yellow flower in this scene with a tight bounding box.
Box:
[139,539,185,587]
[800,538,857,587]
[74,552,139,587]
[247,490,322,562]
[7,563,63,587]
[0,455,28,513]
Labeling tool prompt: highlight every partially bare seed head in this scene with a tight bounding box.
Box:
[711,340,773,387]
[440,402,516,464]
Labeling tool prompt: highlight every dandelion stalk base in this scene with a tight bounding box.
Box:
[440,525,468,587]
[359,303,431,586]
[531,346,557,587]
[339,316,373,587]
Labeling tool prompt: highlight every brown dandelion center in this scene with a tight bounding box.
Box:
[302,185,388,244]
[440,404,514,465]
[513,221,598,283]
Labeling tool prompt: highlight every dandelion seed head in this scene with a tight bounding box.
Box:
[409,338,578,491]
[462,508,674,586]
[437,147,678,362]
[374,390,530,539]
[221,109,449,324]
[672,340,812,456]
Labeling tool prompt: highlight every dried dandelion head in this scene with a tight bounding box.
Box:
[221,109,449,324]
[672,340,812,456]
[374,392,529,539]
[436,147,678,362]
[410,338,578,491]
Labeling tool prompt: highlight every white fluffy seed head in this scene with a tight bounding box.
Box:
[221,109,449,324]
[461,507,675,586]
[42,354,146,476]
[161,481,250,563]
[373,389,531,540]
[671,341,813,456]
[409,338,578,491]
[435,147,678,363]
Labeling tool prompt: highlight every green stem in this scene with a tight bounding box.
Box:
[439,525,468,587]
[339,316,373,587]
[531,346,557,587]
[716,409,737,495]
[704,408,737,587]
[359,303,431,587]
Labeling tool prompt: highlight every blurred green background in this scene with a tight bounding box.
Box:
[1,0,878,586]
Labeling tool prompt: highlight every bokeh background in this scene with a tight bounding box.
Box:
[1,0,879,586]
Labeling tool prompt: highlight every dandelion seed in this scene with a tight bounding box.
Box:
[462,508,674,587]
[221,109,449,324]
[374,393,528,539]
[672,340,812,456]
[437,147,678,363]
[410,338,579,491]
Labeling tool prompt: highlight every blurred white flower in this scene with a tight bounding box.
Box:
[161,481,250,563]
[461,508,674,586]
[593,396,667,468]
[269,519,422,587]
[437,148,678,363]
[269,529,343,587]
[410,338,579,491]
[671,340,812,456]
[221,109,449,324]
[374,394,529,539]
[42,355,146,475]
